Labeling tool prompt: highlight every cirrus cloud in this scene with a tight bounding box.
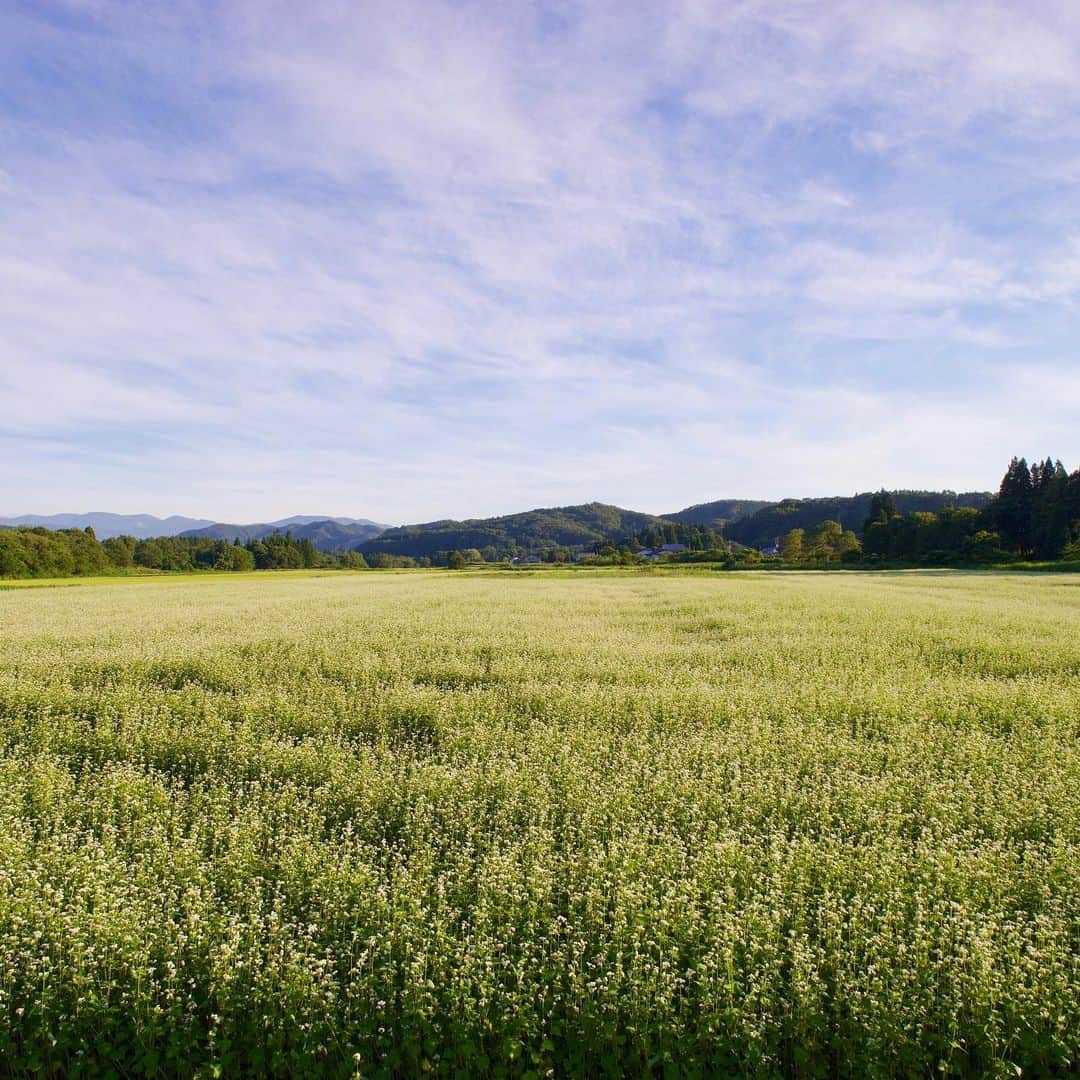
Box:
[2,0,1079,521]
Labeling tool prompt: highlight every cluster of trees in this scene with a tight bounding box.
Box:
[437,547,585,565]
[113,535,255,572]
[245,533,322,570]
[856,457,1080,564]
[367,553,428,569]
[992,457,1080,559]
[859,498,1003,564]
[0,526,503,578]
[0,527,400,579]
[627,522,724,552]
[777,521,862,563]
[773,457,1080,567]
[722,491,991,550]
[0,527,117,579]
[109,532,330,572]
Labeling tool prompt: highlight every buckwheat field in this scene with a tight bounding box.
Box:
[0,569,1078,1077]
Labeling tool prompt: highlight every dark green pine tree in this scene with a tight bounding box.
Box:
[863,489,897,534]
[1030,458,1070,558]
[994,457,1034,555]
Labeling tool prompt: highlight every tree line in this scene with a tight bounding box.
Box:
[0,526,489,577]
[775,457,1080,567]
[627,522,724,551]
[4,455,1080,579]
[720,490,990,550]
[0,528,387,579]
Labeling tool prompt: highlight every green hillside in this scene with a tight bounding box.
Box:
[361,503,669,559]
[663,499,772,530]
[725,491,992,549]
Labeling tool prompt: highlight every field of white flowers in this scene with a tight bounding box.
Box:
[0,569,1077,1076]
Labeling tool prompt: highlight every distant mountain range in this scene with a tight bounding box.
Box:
[0,512,216,539]
[180,518,386,547]
[0,513,387,545]
[2,491,995,555]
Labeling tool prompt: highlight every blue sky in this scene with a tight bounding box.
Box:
[3,0,1080,523]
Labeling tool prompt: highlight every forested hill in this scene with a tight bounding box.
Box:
[723,491,992,549]
[662,499,772,529]
[360,503,668,560]
[362,494,995,559]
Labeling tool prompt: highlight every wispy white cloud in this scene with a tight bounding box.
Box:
[2,0,1079,520]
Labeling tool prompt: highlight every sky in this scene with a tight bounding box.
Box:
[3,0,1080,524]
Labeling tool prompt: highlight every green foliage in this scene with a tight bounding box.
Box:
[962,529,1009,564]
[214,543,256,572]
[728,490,990,550]
[0,571,1077,1075]
[0,527,105,578]
[661,498,773,530]
[363,503,673,561]
[721,546,762,568]
[781,528,805,562]
[0,527,379,579]
[447,550,467,569]
[628,521,723,551]
[863,489,898,532]
[761,452,1080,568]
[1063,528,1080,562]
[248,532,312,569]
[989,456,1077,559]
[994,456,1035,554]
[102,535,136,568]
[371,553,417,569]
[783,521,863,563]
[864,506,1003,565]
[847,458,1080,565]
